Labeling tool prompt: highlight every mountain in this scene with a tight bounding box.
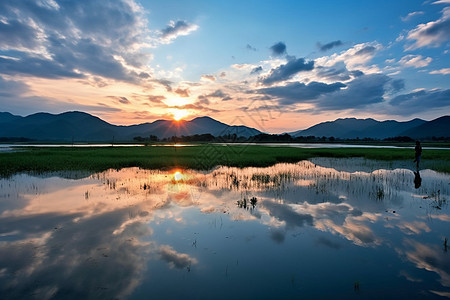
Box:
[0,111,261,141]
[0,112,21,123]
[399,116,450,139]
[289,117,447,139]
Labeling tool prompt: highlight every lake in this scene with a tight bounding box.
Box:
[0,158,449,299]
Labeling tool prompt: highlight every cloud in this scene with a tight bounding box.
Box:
[250,66,263,74]
[406,7,450,49]
[147,95,166,103]
[401,11,425,22]
[160,20,199,44]
[246,44,257,51]
[429,68,450,74]
[388,88,450,115]
[354,46,376,56]
[260,57,314,85]
[0,0,152,82]
[198,89,231,102]
[201,74,216,81]
[0,76,29,97]
[315,42,382,72]
[316,73,393,110]
[174,88,190,97]
[263,201,313,229]
[318,40,343,52]
[270,42,287,56]
[315,63,364,81]
[259,81,346,105]
[400,239,450,287]
[0,208,153,299]
[433,0,450,4]
[0,76,120,115]
[158,245,197,269]
[398,55,432,68]
[108,96,131,104]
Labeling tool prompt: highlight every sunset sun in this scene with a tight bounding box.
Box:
[170,108,190,121]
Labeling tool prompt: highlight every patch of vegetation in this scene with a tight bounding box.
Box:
[0,145,449,177]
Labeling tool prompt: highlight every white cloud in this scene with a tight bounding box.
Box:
[429,67,450,74]
[401,11,424,22]
[432,0,450,4]
[406,7,450,49]
[159,20,199,44]
[398,55,432,68]
[315,42,382,73]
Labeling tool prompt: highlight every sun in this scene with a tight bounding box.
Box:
[170,108,190,121]
[174,171,183,181]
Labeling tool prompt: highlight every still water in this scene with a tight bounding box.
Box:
[0,159,449,299]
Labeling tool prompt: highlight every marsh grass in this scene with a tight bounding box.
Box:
[0,145,449,176]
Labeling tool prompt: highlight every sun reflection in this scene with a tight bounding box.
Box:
[174,171,183,181]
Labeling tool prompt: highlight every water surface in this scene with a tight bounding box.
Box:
[0,159,449,299]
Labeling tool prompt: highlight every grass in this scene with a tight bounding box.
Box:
[0,145,449,176]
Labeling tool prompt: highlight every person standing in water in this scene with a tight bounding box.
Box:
[413,141,422,170]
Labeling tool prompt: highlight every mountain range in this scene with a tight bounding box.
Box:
[0,111,448,141]
[0,111,261,142]
[288,116,450,139]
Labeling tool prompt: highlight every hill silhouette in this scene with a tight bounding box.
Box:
[288,117,447,139]
[0,111,448,142]
[0,112,261,141]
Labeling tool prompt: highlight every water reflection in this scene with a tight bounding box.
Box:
[0,159,449,299]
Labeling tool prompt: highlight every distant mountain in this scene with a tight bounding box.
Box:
[0,111,261,142]
[0,112,21,123]
[399,116,450,139]
[289,117,448,139]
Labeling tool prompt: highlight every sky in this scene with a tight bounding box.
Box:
[0,0,450,133]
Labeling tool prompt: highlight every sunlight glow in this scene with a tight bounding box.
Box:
[170,108,190,121]
[174,171,183,181]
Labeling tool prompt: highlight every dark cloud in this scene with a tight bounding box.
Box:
[201,74,216,81]
[260,57,314,85]
[270,42,287,56]
[387,79,405,94]
[0,76,29,97]
[318,40,343,52]
[251,66,263,74]
[316,63,364,81]
[153,79,173,92]
[351,70,364,77]
[107,96,131,104]
[175,88,190,97]
[0,19,39,49]
[146,95,165,103]
[0,209,152,299]
[0,0,151,82]
[208,90,228,98]
[388,88,450,115]
[246,44,257,51]
[315,237,341,249]
[197,90,231,102]
[263,200,313,229]
[259,74,397,111]
[316,73,392,110]
[160,20,198,43]
[270,229,286,244]
[259,81,345,105]
[158,245,197,269]
[354,46,376,56]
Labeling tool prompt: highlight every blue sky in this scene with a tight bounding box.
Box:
[0,0,449,132]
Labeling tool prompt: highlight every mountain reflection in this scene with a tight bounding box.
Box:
[0,159,449,298]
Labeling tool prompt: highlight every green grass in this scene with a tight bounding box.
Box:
[1,145,449,176]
